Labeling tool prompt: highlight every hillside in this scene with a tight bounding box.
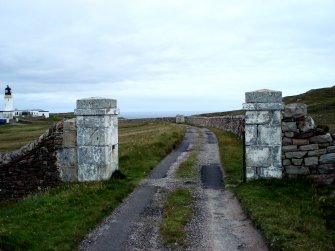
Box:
[283,86,335,129]
[198,86,335,130]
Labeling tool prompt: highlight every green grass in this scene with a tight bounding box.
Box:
[235,180,335,251]
[176,151,198,179]
[211,129,335,251]
[159,188,193,248]
[0,124,50,152]
[0,122,186,251]
[210,128,244,185]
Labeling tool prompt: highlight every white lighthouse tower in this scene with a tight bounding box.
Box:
[4,85,13,111]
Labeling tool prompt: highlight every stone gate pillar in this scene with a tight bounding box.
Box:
[243,90,284,180]
[74,97,119,181]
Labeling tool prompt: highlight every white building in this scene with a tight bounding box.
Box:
[0,85,50,123]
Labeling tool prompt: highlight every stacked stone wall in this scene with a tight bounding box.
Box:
[185,115,245,138]
[120,117,175,124]
[282,103,335,184]
[0,122,63,200]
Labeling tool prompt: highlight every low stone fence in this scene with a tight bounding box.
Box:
[120,117,175,124]
[281,104,335,184]
[0,122,63,200]
[185,115,245,138]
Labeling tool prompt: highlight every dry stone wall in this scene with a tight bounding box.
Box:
[185,115,245,138]
[282,103,335,184]
[0,123,63,200]
[120,117,175,124]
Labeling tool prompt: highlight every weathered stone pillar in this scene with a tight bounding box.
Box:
[176,115,185,124]
[74,98,119,181]
[57,118,77,181]
[243,90,284,180]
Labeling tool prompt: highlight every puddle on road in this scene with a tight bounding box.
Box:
[205,131,217,144]
[200,164,224,189]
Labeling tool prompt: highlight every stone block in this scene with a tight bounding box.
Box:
[77,127,117,147]
[245,111,270,124]
[243,103,284,111]
[77,146,112,166]
[258,125,282,145]
[299,144,319,151]
[308,149,327,157]
[283,103,307,119]
[318,164,335,174]
[285,151,307,159]
[74,108,119,116]
[63,130,76,148]
[319,143,330,148]
[245,125,257,145]
[285,165,309,175]
[57,148,77,167]
[298,116,315,132]
[261,166,282,178]
[285,132,294,138]
[273,146,282,168]
[304,157,318,166]
[63,118,76,131]
[77,116,118,128]
[246,167,257,180]
[327,146,335,153]
[271,111,282,125]
[77,97,117,109]
[282,137,292,146]
[246,146,271,167]
[59,166,78,182]
[283,159,291,166]
[310,134,333,144]
[292,139,309,145]
[176,115,185,124]
[282,122,297,132]
[245,90,282,103]
[319,153,335,164]
[292,159,303,165]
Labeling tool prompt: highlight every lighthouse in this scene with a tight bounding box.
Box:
[4,85,13,111]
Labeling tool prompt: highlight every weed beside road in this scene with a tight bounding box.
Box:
[160,188,194,248]
[212,129,335,251]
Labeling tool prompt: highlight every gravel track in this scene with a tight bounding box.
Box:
[79,127,268,251]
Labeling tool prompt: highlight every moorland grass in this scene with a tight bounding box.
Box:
[0,122,185,251]
[212,129,335,251]
[159,188,193,248]
[0,124,50,152]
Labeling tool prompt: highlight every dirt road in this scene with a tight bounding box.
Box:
[79,127,268,251]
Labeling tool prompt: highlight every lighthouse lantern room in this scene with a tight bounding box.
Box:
[4,85,13,111]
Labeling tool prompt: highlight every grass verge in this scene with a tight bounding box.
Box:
[211,129,335,251]
[0,122,185,251]
[209,128,244,185]
[159,188,193,248]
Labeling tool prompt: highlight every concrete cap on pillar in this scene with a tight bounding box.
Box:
[76,97,117,109]
[245,89,282,103]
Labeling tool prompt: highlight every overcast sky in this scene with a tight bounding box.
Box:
[0,0,334,114]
